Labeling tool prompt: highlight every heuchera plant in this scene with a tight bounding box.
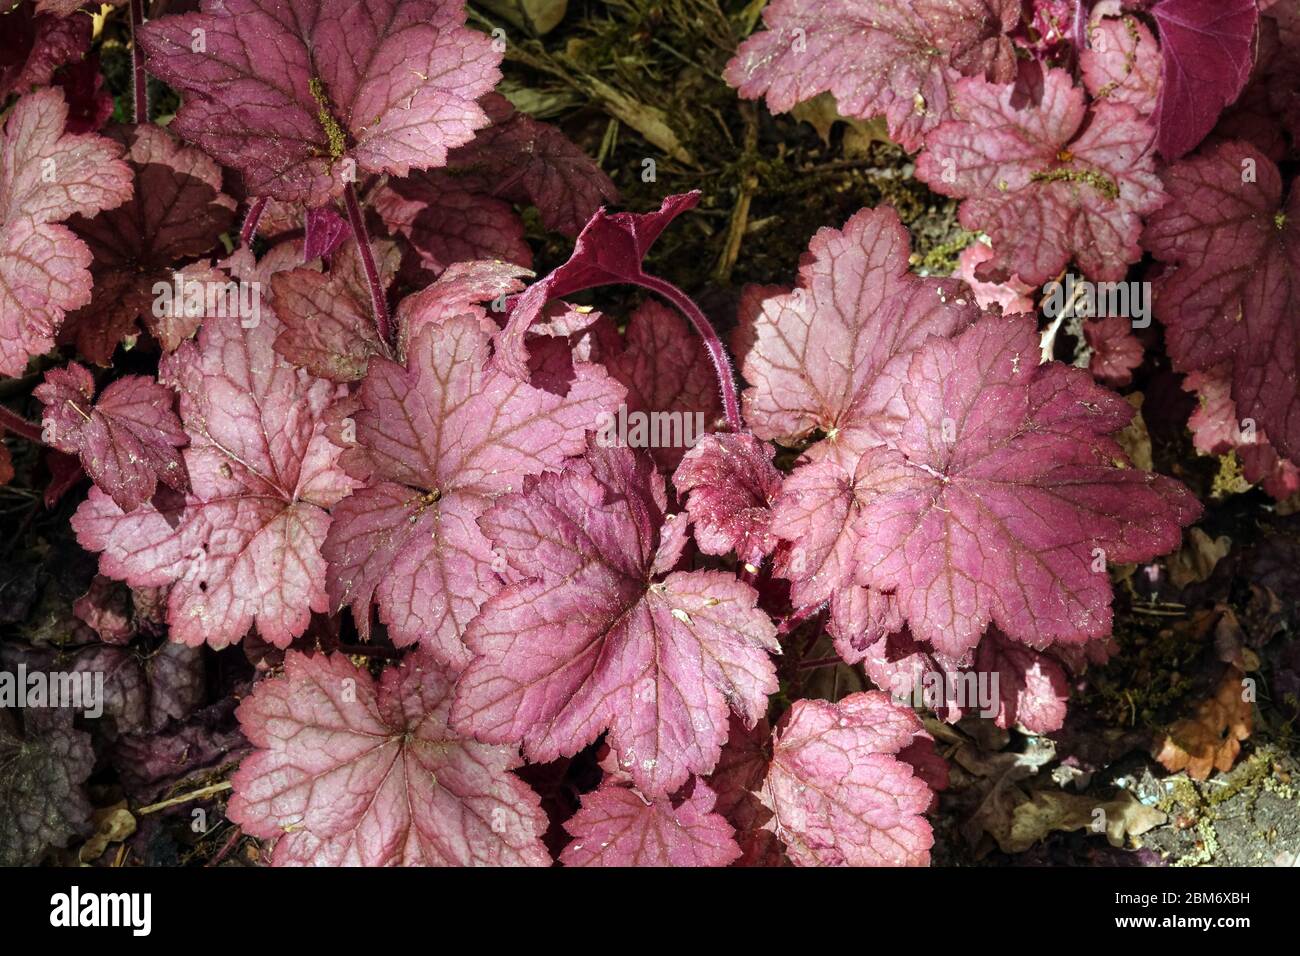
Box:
[0,0,1292,868]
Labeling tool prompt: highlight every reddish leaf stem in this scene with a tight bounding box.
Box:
[205,826,243,867]
[777,601,825,636]
[240,197,268,247]
[129,0,149,124]
[632,273,742,431]
[343,183,392,347]
[0,405,45,445]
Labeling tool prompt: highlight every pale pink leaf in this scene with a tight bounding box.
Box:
[1080,13,1160,118]
[228,650,550,867]
[761,692,936,867]
[724,0,1019,151]
[850,314,1200,659]
[559,779,741,867]
[0,88,131,376]
[73,275,354,649]
[1084,316,1144,387]
[916,68,1165,285]
[673,432,783,566]
[323,315,623,665]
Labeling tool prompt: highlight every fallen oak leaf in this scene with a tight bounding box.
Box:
[1153,665,1254,780]
[1003,788,1166,854]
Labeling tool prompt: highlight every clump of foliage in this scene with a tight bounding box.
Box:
[0,0,1295,868]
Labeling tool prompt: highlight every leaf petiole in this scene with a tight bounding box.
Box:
[343,182,393,348]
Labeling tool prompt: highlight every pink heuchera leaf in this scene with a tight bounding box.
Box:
[733,207,977,613]
[228,650,550,867]
[861,627,1070,733]
[1142,140,1300,466]
[673,431,782,567]
[0,2,89,101]
[953,239,1035,314]
[137,0,502,206]
[724,0,1018,152]
[301,205,349,261]
[453,445,779,799]
[272,238,400,382]
[395,258,531,354]
[35,361,189,513]
[0,707,93,866]
[827,583,907,665]
[495,192,701,380]
[1080,12,1161,118]
[916,67,1166,285]
[0,88,132,377]
[602,299,722,470]
[322,315,622,666]
[559,778,741,867]
[760,691,936,867]
[1084,315,1143,387]
[1184,368,1300,501]
[849,313,1201,659]
[735,207,979,466]
[72,262,355,649]
[1150,0,1259,159]
[60,124,236,365]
